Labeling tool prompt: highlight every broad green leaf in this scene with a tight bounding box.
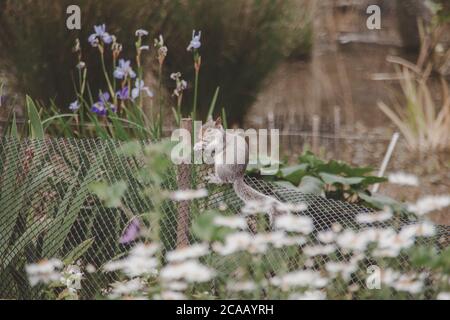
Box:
[1,219,52,269]
[207,86,220,119]
[319,172,364,185]
[10,113,18,138]
[358,192,404,210]
[279,164,308,185]
[63,237,95,265]
[297,175,324,195]
[26,95,44,139]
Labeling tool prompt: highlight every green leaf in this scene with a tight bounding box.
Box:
[221,108,228,129]
[89,180,127,208]
[191,211,232,242]
[207,86,220,119]
[358,192,404,210]
[298,151,323,167]
[63,237,95,265]
[279,164,308,185]
[10,113,18,138]
[1,219,52,269]
[319,172,364,185]
[26,95,44,139]
[297,175,324,195]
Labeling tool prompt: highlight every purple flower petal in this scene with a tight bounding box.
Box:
[119,218,140,244]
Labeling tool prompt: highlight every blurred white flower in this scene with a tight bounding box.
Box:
[104,243,159,277]
[325,261,358,281]
[407,195,450,216]
[170,188,208,201]
[164,281,188,291]
[317,230,336,243]
[241,199,274,216]
[373,228,415,258]
[227,281,259,292]
[392,274,424,294]
[289,290,326,300]
[166,243,209,262]
[161,260,215,283]
[212,232,252,255]
[303,244,336,257]
[160,291,186,300]
[336,229,370,252]
[437,292,450,300]
[25,258,63,286]
[86,264,96,273]
[388,172,419,186]
[275,202,308,213]
[213,215,247,229]
[271,270,328,290]
[400,221,436,238]
[356,207,393,224]
[255,231,306,248]
[274,214,314,234]
[380,268,401,286]
[109,278,144,299]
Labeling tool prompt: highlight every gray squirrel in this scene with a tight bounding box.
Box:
[194,117,282,229]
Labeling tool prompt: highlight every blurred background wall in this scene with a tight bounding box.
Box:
[0,0,449,127]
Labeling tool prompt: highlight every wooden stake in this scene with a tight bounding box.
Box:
[312,115,320,154]
[334,106,341,158]
[176,118,192,248]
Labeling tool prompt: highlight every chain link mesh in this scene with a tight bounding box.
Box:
[0,138,448,299]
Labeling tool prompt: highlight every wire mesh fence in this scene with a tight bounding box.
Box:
[0,138,448,299]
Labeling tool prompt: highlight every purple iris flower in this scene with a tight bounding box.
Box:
[91,91,117,116]
[116,86,130,100]
[113,59,136,80]
[187,30,202,51]
[131,79,154,100]
[88,24,113,46]
[69,100,80,112]
[119,218,140,244]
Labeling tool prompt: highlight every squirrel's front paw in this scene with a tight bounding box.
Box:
[205,174,223,185]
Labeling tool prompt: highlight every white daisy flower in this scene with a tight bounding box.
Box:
[160,291,187,300]
[274,214,314,234]
[271,270,328,290]
[407,195,450,216]
[170,188,208,201]
[227,281,259,292]
[104,243,159,277]
[317,230,336,243]
[109,278,144,299]
[303,244,336,257]
[325,261,358,281]
[356,207,393,224]
[388,172,419,186]
[289,290,326,300]
[166,243,209,262]
[400,221,436,238]
[275,202,308,213]
[25,258,64,286]
[160,260,216,283]
[213,215,247,229]
[212,232,253,255]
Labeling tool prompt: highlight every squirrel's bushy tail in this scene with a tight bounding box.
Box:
[233,177,281,232]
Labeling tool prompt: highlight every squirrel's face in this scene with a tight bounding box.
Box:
[194,117,224,151]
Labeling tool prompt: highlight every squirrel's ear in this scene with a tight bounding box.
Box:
[215,117,222,127]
